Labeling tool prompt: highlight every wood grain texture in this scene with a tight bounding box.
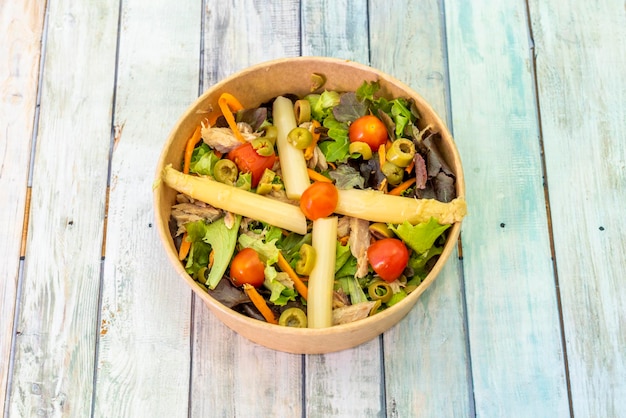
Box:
[528,0,626,416]
[445,0,570,416]
[190,1,304,417]
[301,2,385,417]
[369,1,472,416]
[7,0,119,416]
[91,0,200,417]
[0,0,46,410]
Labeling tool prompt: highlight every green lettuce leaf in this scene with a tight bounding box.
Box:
[238,233,279,265]
[263,266,297,306]
[389,218,450,254]
[189,143,220,175]
[319,115,350,162]
[202,215,241,289]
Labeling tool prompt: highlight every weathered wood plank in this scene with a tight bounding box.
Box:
[7,0,119,416]
[528,0,626,416]
[190,1,304,417]
[0,0,46,410]
[91,1,201,417]
[369,1,473,416]
[300,2,386,417]
[444,0,570,416]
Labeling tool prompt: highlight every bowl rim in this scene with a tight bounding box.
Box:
[153,56,465,345]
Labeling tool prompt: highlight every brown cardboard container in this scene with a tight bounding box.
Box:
[154,57,465,354]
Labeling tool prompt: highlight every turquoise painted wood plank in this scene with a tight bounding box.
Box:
[528,0,626,416]
[301,2,386,417]
[445,0,570,416]
[0,0,46,410]
[190,2,304,416]
[92,1,200,416]
[8,0,119,415]
[369,2,472,416]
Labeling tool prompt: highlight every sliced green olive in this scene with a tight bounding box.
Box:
[295,243,316,276]
[287,127,313,149]
[310,73,326,91]
[386,138,415,168]
[256,168,276,195]
[367,280,393,303]
[213,159,238,186]
[262,125,278,146]
[251,138,275,156]
[278,307,308,328]
[349,141,373,160]
[369,222,394,239]
[381,161,404,186]
[294,100,311,124]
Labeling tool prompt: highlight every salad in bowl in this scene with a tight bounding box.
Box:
[154,57,466,353]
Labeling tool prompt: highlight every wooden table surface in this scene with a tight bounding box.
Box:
[2,1,625,417]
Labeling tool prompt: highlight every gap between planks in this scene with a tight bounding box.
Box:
[524,0,574,415]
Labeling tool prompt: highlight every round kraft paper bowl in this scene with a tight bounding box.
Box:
[154,56,465,354]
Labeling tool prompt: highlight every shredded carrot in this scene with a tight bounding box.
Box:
[207,110,221,126]
[213,150,222,159]
[405,159,415,174]
[178,232,191,261]
[388,177,416,196]
[378,178,388,193]
[208,249,215,269]
[378,143,386,168]
[218,93,246,143]
[183,126,203,174]
[327,161,336,170]
[243,284,278,324]
[386,139,393,150]
[277,251,308,300]
[304,119,321,160]
[338,235,349,245]
[307,168,332,183]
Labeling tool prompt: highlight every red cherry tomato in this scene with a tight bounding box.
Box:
[230,248,265,288]
[227,142,276,187]
[299,181,339,220]
[348,115,388,152]
[367,238,409,283]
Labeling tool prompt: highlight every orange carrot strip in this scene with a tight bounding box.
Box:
[338,235,349,245]
[243,284,278,324]
[378,178,388,193]
[307,168,332,183]
[277,251,308,300]
[378,143,386,168]
[208,250,215,269]
[388,177,416,196]
[178,232,191,260]
[327,161,336,170]
[405,159,415,174]
[183,126,203,174]
[304,119,321,160]
[218,93,246,143]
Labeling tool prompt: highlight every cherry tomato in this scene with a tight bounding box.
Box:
[299,181,338,220]
[367,238,409,283]
[348,115,388,152]
[230,248,265,288]
[227,142,276,187]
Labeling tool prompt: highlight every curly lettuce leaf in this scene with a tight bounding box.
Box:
[189,143,220,175]
[306,90,341,121]
[238,233,279,265]
[263,265,297,306]
[319,115,350,162]
[389,218,450,254]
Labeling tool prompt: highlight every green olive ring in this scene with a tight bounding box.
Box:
[386,138,416,168]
